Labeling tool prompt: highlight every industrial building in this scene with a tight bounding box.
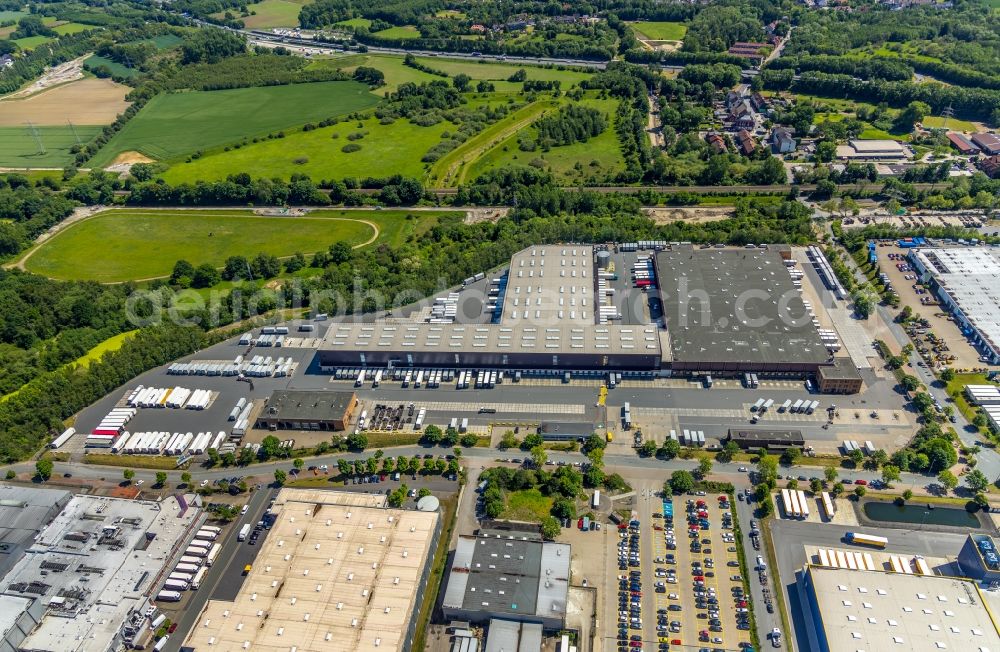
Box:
[816,357,864,394]
[725,428,805,451]
[255,390,358,431]
[315,244,853,384]
[182,489,441,652]
[0,493,198,652]
[957,534,1000,584]
[0,485,71,579]
[798,564,1000,652]
[965,385,1000,406]
[442,525,570,630]
[836,139,912,161]
[909,247,1000,365]
[655,246,831,374]
[483,619,543,652]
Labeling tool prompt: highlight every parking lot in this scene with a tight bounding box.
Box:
[606,487,753,652]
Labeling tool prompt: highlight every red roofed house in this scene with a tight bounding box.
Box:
[947,132,979,155]
[737,130,757,156]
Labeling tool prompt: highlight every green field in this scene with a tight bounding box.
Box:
[149,34,184,49]
[72,330,138,368]
[373,25,421,39]
[467,97,623,185]
[502,489,553,522]
[308,54,438,93]
[85,54,140,79]
[23,210,372,281]
[12,34,53,50]
[923,115,979,131]
[0,126,101,168]
[90,81,379,165]
[226,0,311,29]
[161,114,453,183]
[0,10,28,21]
[23,209,461,281]
[335,17,372,29]
[52,22,91,35]
[630,21,687,40]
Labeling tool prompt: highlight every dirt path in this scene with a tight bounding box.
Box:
[3,55,89,100]
[9,204,108,271]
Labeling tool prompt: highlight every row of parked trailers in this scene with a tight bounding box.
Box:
[118,431,228,456]
[807,245,849,301]
[87,408,137,447]
[157,531,221,600]
[780,488,811,520]
[817,549,878,572]
[231,400,255,437]
[127,386,212,410]
[243,355,295,378]
[167,361,241,376]
[842,440,877,454]
[666,429,706,446]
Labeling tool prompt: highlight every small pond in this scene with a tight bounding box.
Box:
[863,500,982,529]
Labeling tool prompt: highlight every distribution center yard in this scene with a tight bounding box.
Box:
[0,77,131,126]
[90,81,379,166]
[21,209,463,282]
[160,114,454,183]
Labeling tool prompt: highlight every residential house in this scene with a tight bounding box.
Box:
[750,92,769,114]
[980,155,1000,179]
[771,127,797,154]
[706,133,728,153]
[728,100,757,131]
[0,54,13,70]
[737,130,757,156]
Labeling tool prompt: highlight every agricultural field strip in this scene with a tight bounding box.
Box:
[429,99,556,186]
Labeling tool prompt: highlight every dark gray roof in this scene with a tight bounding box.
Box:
[655,247,830,365]
[260,390,354,421]
[818,357,862,381]
[728,429,805,444]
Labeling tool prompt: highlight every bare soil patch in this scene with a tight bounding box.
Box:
[643,206,735,224]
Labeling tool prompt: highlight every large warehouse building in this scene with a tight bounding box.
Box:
[798,564,1000,652]
[909,247,1000,365]
[182,489,441,652]
[441,525,570,629]
[316,244,847,380]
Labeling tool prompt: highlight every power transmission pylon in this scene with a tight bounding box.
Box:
[67,120,81,144]
[940,105,955,130]
[25,121,45,155]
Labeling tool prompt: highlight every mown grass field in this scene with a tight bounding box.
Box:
[466,96,623,185]
[226,0,312,29]
[161,114,454,183]
[373,25,421,39]
[0,125,101,167]
[923,115,980,131]
[335,17,372,29]
[630,21,687,40]
[85,54,141,79]
[72,330,138,368]
[90,81,379,165]
[23,209,461,281]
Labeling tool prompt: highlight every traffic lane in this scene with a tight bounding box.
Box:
[734,493,782,650]
[163,486,275,652]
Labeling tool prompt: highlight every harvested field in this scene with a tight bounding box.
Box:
[0,77,130,126]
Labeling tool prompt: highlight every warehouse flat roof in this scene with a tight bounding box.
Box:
[502,245,594,325]
[321,321,662,357]
[655,247,829,365]
[183,489,439,652]
[484,619,543,652]
[260,390,356,421]
[5,494,197,652]
[443,530,570,621]
[805,565,1000,652]
[911,248,1000,352]
[817,357,863,381]
[0,485,71,578]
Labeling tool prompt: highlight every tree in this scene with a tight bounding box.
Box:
[540,516,561,540]
[852,287,875,319]
[815,140,837,162]
[810,478,823,493]
[521,434,543,450]
[940,367,956,383]
[274,469,287,485]
[881,464,901,485]
[4,470,14,480]
[123,469,135,484]
[824,467,838,484]
[582,434,607,454]
[155,471,168,487]
[531,445,548,469]
[965,469,991,493]
[207,448,220,466]
[337,459,352,476]
[260,435,282,460]
[222,452,237,467]
[870,449,889,469]
[900,375,920,392]
[499,431,520,450]
[35,459,53,481]
[180,472,192,486]
[668,470,695,494]
[453,73,471,92]
[831,482,845,497]
[293,458,304,471]
[170,259,195,285]
[780,447,801,465]
[849,449,865,467]
[757,455,778,487]
[912,392,934,413]
[551,497,576,519]
[346,433,368,451]
[639,440,658,457]
[192,263,221,288]
[973,413,988,429]
[716,440,740,464]
[897,100,931,129]
[422,424,442,445]
[238,447,255,466]
[902,489,913,501]
[854,486,866,498]
[697,457,713,478]
[657,438,681,460]
[460,434,478,447]
[938,470,958,493]
[417,487,432,499]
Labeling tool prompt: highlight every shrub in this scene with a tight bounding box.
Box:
[341,143,362,153]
